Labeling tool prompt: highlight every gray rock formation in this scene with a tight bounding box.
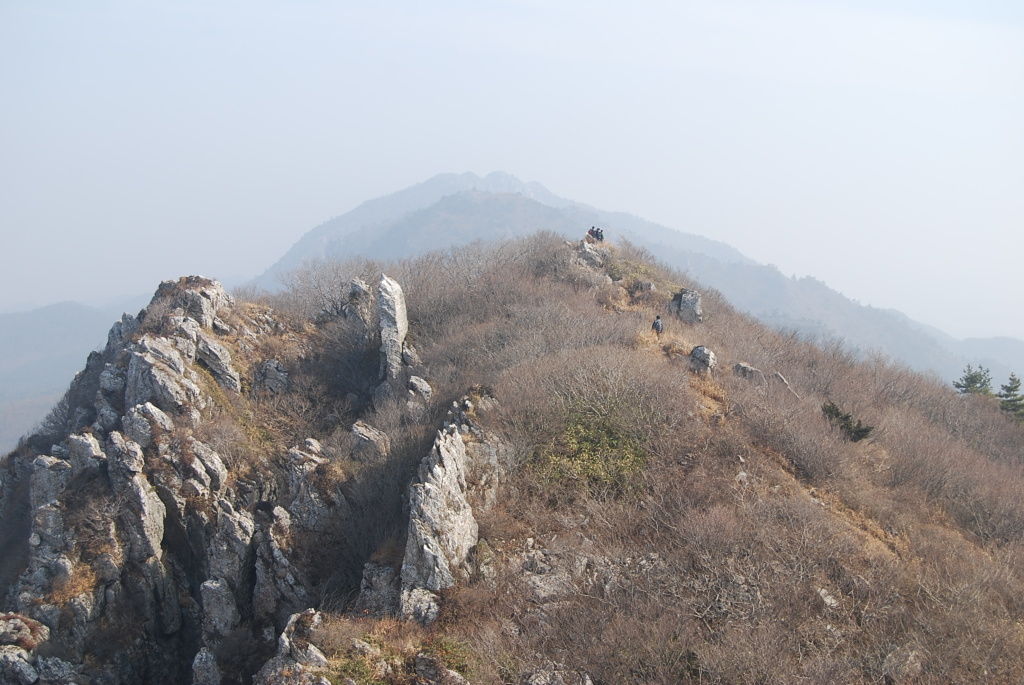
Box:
[252,610,331,685]
[733,362,766,384]
[154,276,233,330]
[672,288,703,324]
[378,274,409,381]
[195,331,241,391]
[400,427,479,624]
[689,346,717,374]
[350,421,390,462]
[257,359,290,394]
[123,402,175,450]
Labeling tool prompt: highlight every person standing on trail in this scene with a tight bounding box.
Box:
[652,315,664,338]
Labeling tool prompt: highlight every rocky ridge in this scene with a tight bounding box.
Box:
[0,272,507,684]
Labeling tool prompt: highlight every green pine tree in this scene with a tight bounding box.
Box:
[997,373,1024,420]
[953,364,993,395]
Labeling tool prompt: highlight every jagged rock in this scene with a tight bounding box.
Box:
[208,500,255,581]
[350,421,390,462]
[190,440,228,493]
[689,346,717,374]
[733,362,766,384]
[0,645,38,685]
[253,507,309,624]
[34,656,80,682]
[123,402,175,450]
[170,316,202,360]
[408,376,432,402]
[303,438,322,455]
[575,240,608,268]
[92,396,121,432]
[672,288,703,324]
[106,432,145,479]
[378,274,409,381]
[29,456,72,510]
[105,312,138,353]
[66,433,105,473]
[154,277,233,330]
[200,579,240,639]
[123,473,166,561]
[257,359,289,394]
[98,363,126,394]
[353,563,401,617]
[191,647,222,685]
[195,331,241,391]
[0,614,49,651]
[147,558,182,636]
[400,428,479,624]
[125,336,203,416]
[252,610,330,685]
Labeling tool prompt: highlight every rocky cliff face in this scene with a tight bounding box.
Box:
[0,275,500,684]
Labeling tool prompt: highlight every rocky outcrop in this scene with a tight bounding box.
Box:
[689,345,717,373]
[733,362,766,384]
[378,274,409,381]
[672,288,703,324]
[154,276,233,330]
[350,421,390,462]
[256,359,289,394]
[252,610,330,685]
[400,427,479,624]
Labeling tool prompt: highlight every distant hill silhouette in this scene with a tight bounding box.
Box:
[253,172,1024,384]
[0,302,114,451]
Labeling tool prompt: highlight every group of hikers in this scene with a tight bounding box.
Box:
[586,226,605,242]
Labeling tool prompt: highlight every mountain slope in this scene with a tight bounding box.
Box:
[3,236,1023,683]
[253,172,1023,382]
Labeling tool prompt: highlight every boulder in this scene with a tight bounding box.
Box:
[409,376,433,402]
[350,421,390,462]
[378,274,409,381]
[733,362,766,384]
[689,346,717,374]
[672,288,703,324]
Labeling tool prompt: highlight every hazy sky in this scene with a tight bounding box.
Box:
[2,0,1022,339]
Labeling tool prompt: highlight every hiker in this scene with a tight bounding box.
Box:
[596,228,604,242]
[587,226,598,241]
[652,315,663,338]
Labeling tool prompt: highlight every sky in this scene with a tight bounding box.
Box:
[1,0,1022,339]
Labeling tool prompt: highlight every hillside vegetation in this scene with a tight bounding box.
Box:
[3,233,1024,684]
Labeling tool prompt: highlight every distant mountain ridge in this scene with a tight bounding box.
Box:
[253,172,1024,384]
